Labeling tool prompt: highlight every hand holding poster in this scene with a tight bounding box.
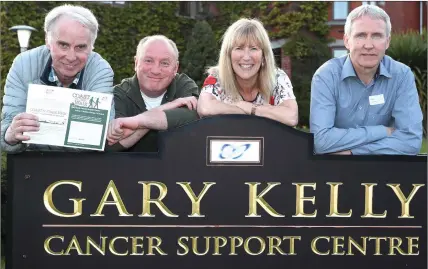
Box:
[23,84,113,151]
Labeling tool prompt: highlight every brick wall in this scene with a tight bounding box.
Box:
[281,49,291,78]
[384,1,421,33]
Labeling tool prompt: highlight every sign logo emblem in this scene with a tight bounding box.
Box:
[207,137,264,166]
[219,143,251,160]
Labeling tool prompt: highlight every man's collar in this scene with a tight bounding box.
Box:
[341,55,358,80]
[48,66,81,87]
[130,74,178,105]
[163,74,178,104]
[341,55,392,81]
[127,75,147,112]
[377,58,392,78]
[40,56,85,89]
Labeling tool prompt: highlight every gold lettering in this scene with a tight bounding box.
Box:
[138,182,178,217]
[44,235,64,255]
[229,236,244,255]
[387,184,425,218]
[368,237,387,255]
[109,237,128,256]
[90,180,132,217]
[388,237,406,255]
[86,236,106,255]
[245,182,284,217]
[147,236,167,255]
[361,184,387,218]
[347,236,367,255]
[284,236,301,255]
[44,181,85,217]
[131,236,145,255]
[177,182,216,217]
[311,236,330,255]
[326,182,352,217]
[192,236,210,256]
[332,236,345,255]
[244,236,265,255]
[64,235,86,256]
[293,183,317,217]
[268,236,285,255]
[407,237,419,255]
[213,237,227,255]
[177,237,189,256]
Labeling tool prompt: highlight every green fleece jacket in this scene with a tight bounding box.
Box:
[107,73,199,152]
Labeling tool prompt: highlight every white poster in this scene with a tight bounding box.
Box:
[23,84,113,151]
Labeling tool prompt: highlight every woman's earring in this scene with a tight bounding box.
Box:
[261,61,265,67]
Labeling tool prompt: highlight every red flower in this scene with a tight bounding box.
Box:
[203,75,217,87]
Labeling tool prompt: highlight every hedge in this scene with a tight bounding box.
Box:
[0,2,331,254]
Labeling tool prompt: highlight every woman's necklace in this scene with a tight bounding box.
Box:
[239,89,259,103]
[239,92,259,103]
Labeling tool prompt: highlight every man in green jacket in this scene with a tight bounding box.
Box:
[106,35,199,151]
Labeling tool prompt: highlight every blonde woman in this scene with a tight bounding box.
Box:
[197,18,298,126]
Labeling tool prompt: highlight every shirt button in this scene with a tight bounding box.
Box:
[359,106,362,110]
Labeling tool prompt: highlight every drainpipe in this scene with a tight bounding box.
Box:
[420,1,423,35]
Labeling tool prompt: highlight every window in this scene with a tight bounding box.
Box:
[101,1,126,5]
[197,1,204,13]
[362,1,384,6]
[178,2,204,18]
[333,2,349,20]
[333,48,348,58]
[273,48,281,67]
[179,2,192,17]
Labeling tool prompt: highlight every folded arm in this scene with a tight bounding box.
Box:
[235,99,298,126]
[257,99,298,126]
[107,77,200,150]
[310,75,388,154]
[197,92,246,116]
[351,123,422,155]
[351,69,423,155]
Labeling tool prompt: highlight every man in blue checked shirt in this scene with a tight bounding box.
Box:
[310,5,423,155]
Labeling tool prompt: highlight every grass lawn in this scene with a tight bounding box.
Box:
[421,139,427,154]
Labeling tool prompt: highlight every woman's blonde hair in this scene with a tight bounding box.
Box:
[208,18,276,101]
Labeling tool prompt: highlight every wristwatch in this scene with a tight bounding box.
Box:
[251,104,259,115]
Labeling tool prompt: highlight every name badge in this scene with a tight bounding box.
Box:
[369,94,385,106]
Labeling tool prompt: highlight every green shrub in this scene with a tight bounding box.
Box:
[283,35,332,127]
[387,29,427,72]
[181,20,218,88]
[387,29,427,136]
[1,1,330,126]
[0,1,194,107]
[0,3,331,254]
[414,67,427,136]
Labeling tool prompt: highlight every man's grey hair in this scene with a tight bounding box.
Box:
[136,35,179,61]
[344,5,392,37]
[44,4,99,48]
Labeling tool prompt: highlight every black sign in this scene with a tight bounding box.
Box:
[7,115,427,269]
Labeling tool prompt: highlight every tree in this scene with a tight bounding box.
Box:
[181,20,218,88]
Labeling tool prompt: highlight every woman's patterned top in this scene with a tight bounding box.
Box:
[201,68,296,105]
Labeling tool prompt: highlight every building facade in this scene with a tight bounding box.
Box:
[327,1,427,58]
